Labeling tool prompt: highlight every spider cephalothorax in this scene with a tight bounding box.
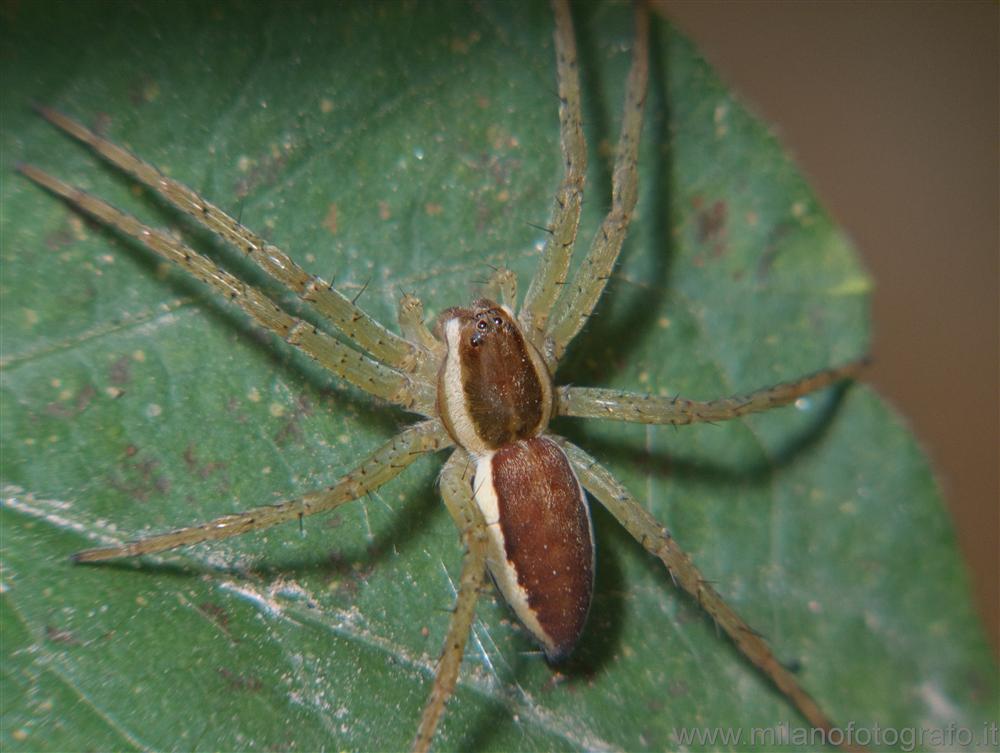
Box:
[436,299,553,452]
[18,1,869,751]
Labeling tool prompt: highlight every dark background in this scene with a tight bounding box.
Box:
[659,0,998,654]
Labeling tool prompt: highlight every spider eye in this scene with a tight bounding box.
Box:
[476,320,488,331]
[492,316,503,327]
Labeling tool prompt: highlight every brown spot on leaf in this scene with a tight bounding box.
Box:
[324,550,375,601]
[183,443,227,479]
[218,667,262,693]
[540,670,569,694]
[272,394,314,446]
[323,203,339,236]
[233,150,287,198]
[109,354,131,386]
[92,112,113,137]
[45,384,96,419]
[127,75,160,106]
[756,222,793,281]
[45,625,80,645]
[108,446,169,502]
[697,199,728,257]
[43,227,73,251]
[197,601,234,640]
[225,396,251,425]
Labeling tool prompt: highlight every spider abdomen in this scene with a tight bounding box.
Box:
[473,436,594,661]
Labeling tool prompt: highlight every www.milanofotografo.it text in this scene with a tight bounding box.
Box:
[672,721,998,751]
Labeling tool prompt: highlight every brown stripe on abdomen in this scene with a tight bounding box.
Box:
[490,436,593,661]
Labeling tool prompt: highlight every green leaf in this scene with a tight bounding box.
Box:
[2,2,995,751]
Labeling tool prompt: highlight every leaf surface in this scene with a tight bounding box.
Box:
[2,2,995,751]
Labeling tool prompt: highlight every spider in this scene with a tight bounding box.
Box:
[16,1,869,751]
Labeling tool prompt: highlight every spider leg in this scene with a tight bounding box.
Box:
[72,421,449,562]
[412,449,488,753]
[518,0,587,358]
[398,293,445,383]
[545,1,649,363]
[19,164,436,413]
[556,358,868,424]
[33,106,422,373]
[480,266,517,311]
[560,439,865,753]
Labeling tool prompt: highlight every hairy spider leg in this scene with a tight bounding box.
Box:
[518,0,587,357]
[33,106,424,374]
[480,266,518,312]
[412,450,490,753]
[398,293,446,382]
[72,421,449,562]
[545,2,649,363]
[18,164,437,413]
[556,358,870,424]
[562,440,866,753]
